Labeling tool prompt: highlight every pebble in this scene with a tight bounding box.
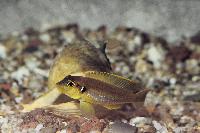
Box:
[121,65,130,75]
[127,35,141,52]
[28,76,44,89]
[40,127,57,133]
[173,127,186,133]
[35,124,44,133]
[0,116,8,124]
[169,78,177,86]
[192,76,200,82]
[147,45,165,68]
[59,129,67,133]
[11,66,30,84]
[0,44,7,59]
[61,31,75,43]
[15,96,23,103]
[25,57,40,70]
[167,45,191,62]
[180,116,195,125]
[89,130,101,133]
[186,59,199,74]
[33,68,49,77]
[127,40,136,52]
[21,34,28,41]
[109,121,137,133]
[138,124,156,133]
[40,33,51,43]
[135,59,150,73]
[170,104,184,116]
[133,35,142,46]
[129,117,152,126]
[152,120,168,133]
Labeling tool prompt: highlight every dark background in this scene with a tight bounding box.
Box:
[1,0,200,42]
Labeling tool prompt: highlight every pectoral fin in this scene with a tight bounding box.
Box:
[80,101,95,118]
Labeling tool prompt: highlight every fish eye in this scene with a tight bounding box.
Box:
[67,81,75,86]
[80,86,86,93]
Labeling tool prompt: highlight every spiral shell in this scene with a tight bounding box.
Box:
[48,40,111,90]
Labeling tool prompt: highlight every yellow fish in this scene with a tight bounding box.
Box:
[56,71,149,117]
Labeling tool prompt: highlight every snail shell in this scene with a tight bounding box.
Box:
[48,40,111,90]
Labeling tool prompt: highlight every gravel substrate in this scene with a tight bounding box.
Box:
[0,24,200,133]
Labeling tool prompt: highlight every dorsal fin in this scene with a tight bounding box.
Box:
[82,71,144,93]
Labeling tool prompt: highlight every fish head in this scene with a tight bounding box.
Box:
[56,75,83,99]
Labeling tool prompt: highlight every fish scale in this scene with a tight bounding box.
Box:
[68,75,144,104]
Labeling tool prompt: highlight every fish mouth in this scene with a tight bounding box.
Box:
[56,80,66,87]
[56,75,73,86]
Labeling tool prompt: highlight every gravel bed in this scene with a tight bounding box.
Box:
[0,24,200,133]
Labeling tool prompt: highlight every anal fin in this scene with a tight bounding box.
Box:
[80,101,95,118]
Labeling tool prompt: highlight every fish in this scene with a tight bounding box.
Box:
[56,71,149,117]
